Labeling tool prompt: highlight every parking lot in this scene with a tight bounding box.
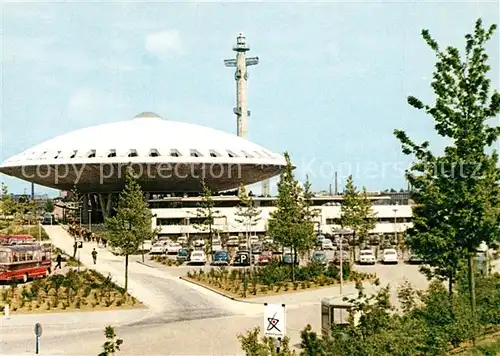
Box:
[135,238,430,290]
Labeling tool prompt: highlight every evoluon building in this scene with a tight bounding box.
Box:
[0,112,412,237]
[0,112,287,222]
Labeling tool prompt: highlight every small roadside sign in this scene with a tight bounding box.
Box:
[34,322,42,337]
[264,303,286,339]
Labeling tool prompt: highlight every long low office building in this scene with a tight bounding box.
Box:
[150,193,413,239]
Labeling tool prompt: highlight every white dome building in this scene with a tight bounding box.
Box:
[0,112,287,193]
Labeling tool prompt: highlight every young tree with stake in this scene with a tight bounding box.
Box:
[192,180,222,258]
[104,168,156,291]
[394,19,500,342]
[340,175,377,261]
[235,184,262,261]
[268,152,316,281]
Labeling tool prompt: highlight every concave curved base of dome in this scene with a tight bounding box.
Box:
[0,163,284,193]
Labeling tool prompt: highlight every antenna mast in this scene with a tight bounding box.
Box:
[224,33,270,196]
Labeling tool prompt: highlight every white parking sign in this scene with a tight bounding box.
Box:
[264,303,286,339]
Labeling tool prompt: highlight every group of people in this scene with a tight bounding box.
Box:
[68,222,107,247]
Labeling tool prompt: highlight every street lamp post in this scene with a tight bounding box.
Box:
[339,235,343,295]
[393,208,398,260]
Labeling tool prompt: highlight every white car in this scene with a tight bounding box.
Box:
[358,249,376,265]
[321,238,334,250]
[212,242,223,252]
[382,248,398,264]
[166,242,182,254]
[177,236,188,245]
[189,251,207,265]
[140,240,152,252]
[238,243,248,251]
[150,241,168,254]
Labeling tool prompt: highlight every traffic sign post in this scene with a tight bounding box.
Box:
[77,241,83,272]
[34,322,42,354]
[264,303,286,353]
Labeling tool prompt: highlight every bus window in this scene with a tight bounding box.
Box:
[26,251,34,260]
[0,251,8,263]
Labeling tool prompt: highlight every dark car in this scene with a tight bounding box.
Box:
[212,250,230,266]
[283,252,299,265]
[176,248,190,262]
[408,253,424,264]
[233,250,253,266]
[251,243,262,254]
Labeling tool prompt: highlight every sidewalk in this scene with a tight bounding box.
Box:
[43,225,165,313]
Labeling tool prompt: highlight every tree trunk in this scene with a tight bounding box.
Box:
[351,231,356,262]
[291,246,296,282]
[467,253,476,346]
[448,269,454,318]
[125,254,129,292]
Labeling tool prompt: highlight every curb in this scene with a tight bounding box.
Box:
[136,261,156,268]
[179,276,261,304]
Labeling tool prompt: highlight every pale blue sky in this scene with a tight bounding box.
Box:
[1,1,499,196]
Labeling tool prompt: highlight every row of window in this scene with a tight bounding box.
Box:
[156,218,213,226]
[325,217,412,224]
[155,217,412,227]
[27,149,276,160]
[0,250,49,263]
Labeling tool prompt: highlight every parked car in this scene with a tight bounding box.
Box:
[382,248,398,264]
[316,235,326,245]
[408,253,424,264]
[167,242,183,254]
[311,250,328,265]
[150,241,168,255]
[238,243,248,251]
[189,251,207,265]
[212,242,223,252]
[283,252,299,265]
[233,250,252,266]
[176,248,190,262]
[258,250,273,265]
[358,249,376,265]
[227,236,239,247]
[251,242,262,254]
[177,236,188,245]
[334,250,350,264]
[212,251,230,266]
[139,240,152,252]
[321,238,335,250]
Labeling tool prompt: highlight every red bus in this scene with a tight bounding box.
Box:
[0,234,36,245]
[0,244,52,282]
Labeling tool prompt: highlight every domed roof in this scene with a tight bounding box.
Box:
[0,113,287,193]
[1,112,283,165]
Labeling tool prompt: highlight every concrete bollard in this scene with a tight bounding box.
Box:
[4,304,10,318]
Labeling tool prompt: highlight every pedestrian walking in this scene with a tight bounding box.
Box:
[55,254,62,270]
[92,248,98,264]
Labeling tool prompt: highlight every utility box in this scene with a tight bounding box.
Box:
[321,298,359,337]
